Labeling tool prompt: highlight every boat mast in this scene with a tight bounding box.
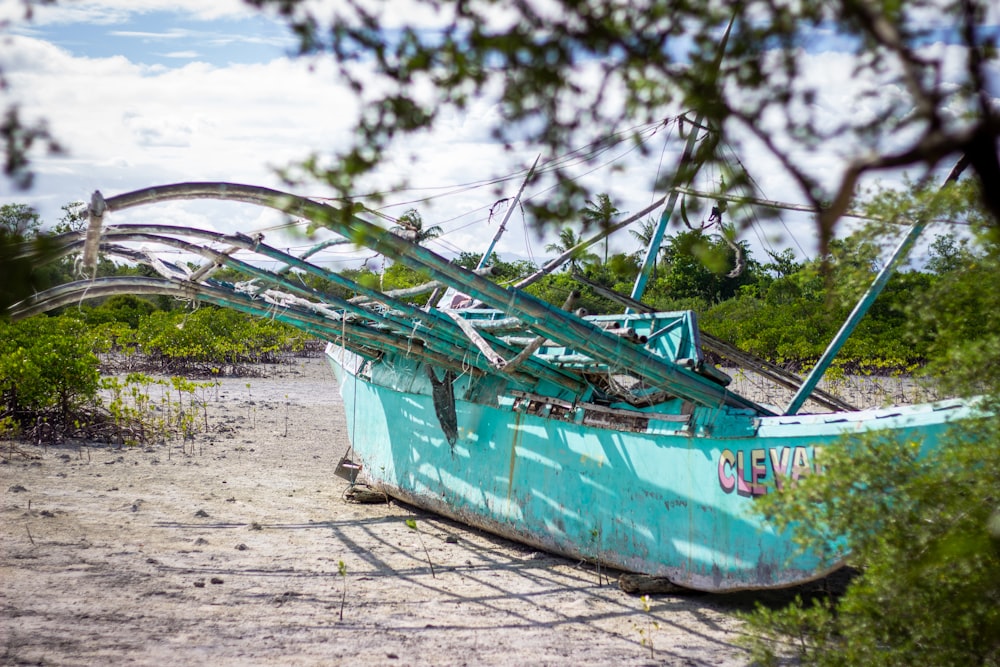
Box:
[628,116,710,308]
[435,156,539,309]
[476,155,539,270]
[628,17,735,308]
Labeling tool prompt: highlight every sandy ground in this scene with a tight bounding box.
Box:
[1,356,828,666]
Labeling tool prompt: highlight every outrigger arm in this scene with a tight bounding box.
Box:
[784,218,928,415]
[68,181,773,415]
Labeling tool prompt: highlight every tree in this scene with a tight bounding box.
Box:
[629,217,666,280]
[0,203,41,238]
[738,180,1000,666]
[389,209,442,246]
[3,1,998,246]
[235,0,999,250]
[0,315,101,425]
[654,229,756,304]
[580,193,621,265]
[53,201,87,234]
[0,106,61,191]
[0,203,60,319]
[763,248,801,279]
[545,227,598,273]
[926,232,979,275]
[741,426,1000,667]
[454,251,537,282]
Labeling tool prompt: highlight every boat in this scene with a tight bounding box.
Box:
[8,125,980,590]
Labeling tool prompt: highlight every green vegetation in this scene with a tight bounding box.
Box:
[0,315,100,430]
[3,3,996,660]
[0,308,301,444]
[736,181,1000,666]
[741,426,1000,666]
[405,518,436,578]
[0,315,219,445]
[337,560,348,621]
[123,308,304,373]
[635,595,660,660]
[1,178,998,666]
[0,203,63,316]
[233,0,999,248]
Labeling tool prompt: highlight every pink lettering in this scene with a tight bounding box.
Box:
[769,447,791,491]
[718,449,736,493]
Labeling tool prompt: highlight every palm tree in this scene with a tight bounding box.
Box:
[545,227,598,272]
[390,208,442,245]
[580,193,620,265]
[629,217,663,279]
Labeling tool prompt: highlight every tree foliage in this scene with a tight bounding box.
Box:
[124,307,304,372]
[545,226,598,272]
[244,0,998,246]
[0,229,62,320]
[738,179,1000,666]
[649,229,758,305]
[0,203,41,236]
[389,208,443,245]
[741,425,1000,667]
[581,193,620,265]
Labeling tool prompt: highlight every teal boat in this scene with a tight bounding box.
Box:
[8,174,977,592]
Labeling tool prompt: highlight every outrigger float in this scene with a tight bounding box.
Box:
[9,147,978,591]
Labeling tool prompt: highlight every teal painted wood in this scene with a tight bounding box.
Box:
[326,343,976,591]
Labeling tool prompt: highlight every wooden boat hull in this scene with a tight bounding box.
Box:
[326,344,974,591]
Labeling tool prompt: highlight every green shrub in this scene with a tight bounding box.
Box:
[80,294,157,329]
[0,316,100,423]
[131,307,303,369]
[741,423,1000,666]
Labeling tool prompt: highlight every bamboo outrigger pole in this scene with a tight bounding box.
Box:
[86,181,771,413]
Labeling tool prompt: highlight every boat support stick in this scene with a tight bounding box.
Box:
[784,157,969,416]
[784,219,927,415]
[477,155,539,271]
[122,230,583,392]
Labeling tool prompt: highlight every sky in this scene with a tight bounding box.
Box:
[1,1,998,274]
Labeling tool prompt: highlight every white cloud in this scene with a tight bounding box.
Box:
[160,50,199,59]
[111,30,193,39]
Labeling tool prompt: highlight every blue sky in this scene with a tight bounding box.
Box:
[23,10,292,67]
[1,2,998,268]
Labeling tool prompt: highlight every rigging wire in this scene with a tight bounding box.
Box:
[328,119,667,213]
[521,204,536,265]
[650,118,677,206]
[297,119,667,215]
[720,142,809,260]
[130,117,683,273]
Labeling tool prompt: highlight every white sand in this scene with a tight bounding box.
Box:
[2,356,830,666]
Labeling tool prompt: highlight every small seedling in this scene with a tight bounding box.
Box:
[283,394,289,437]
[245,382,256,427]
[589,526,609,586]
[337,560,347,621]
[634,594,660,659]
[405,518,436,578]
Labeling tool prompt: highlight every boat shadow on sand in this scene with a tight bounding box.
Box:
[150,501,848,655]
